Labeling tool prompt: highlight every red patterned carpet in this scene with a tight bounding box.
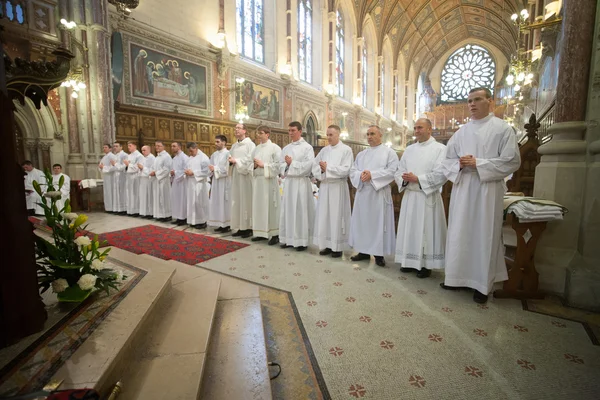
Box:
[96,225,249,264]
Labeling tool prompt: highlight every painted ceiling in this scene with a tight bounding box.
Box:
[334,0,525,75]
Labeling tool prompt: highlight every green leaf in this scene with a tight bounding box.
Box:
[48,259,83,269]
[57,285,93,302]
[35,236,63,260]
[58,175,65,190]
[33,180,42,196]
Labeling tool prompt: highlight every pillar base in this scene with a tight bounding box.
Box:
[565,256,600,312]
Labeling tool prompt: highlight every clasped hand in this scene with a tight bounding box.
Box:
[254,158,264,168]
[319,161,327,173]
[228,156,237,165]
[459,155,476,168]
[402,172,419,183]
[360,170,372,182]
[285,155,292,166]
[184,169,193,176]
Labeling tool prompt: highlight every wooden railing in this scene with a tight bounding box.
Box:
[537,99,556,144]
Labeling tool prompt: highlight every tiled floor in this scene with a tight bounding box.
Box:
[85,213,600,399]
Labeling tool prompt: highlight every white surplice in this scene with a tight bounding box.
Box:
[279,138,315,247]
[252,140,282,239]
[230,137,256,231]
[125,150,144,215]
[441,113,521,294]
[139,154,155,217]
[152,150,173,219]
[186,151,210,225]
[349,145,398,256]
[394,137,448,270]
[99,152,117,211]
[171,151,189,220]
[24,168,46,214]
[52,173,71,212]
[111,150,128,212]
[312,142,353,251]
[208,149,231,228]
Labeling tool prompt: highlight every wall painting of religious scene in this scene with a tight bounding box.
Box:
[122,34,212,117]
[233,74,281,125]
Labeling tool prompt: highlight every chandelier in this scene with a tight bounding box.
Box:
[505,9,534,96]
[60,67,86,98]
[108,0,140,17]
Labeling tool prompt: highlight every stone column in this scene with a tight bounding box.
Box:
[327,11,335,92]
[355,37,364,105]
[377,55,383,114]
[39,141,53,170]
[392,69,398,121]
[25,140,40,169]
[533,0,599,310]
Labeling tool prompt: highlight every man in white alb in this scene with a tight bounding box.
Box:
[185,142,210,229]
[440,87,520,304]
[150,141,173,222]
[395,118,447,278]
[208,135,231,232]
[99,144,116,213]
[251,125,282,245]
[52,164,71,212]
[22,161,45,216]
[279,121,315,251]
[111,142,128,214]
[123,141,144,216]
[229,123,256,238]
[348,125,398,267]
[312,125,353,258]
[170,142,189,226]
[138,145,155,219]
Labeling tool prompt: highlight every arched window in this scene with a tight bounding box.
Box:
[335,9,344,97]
[298,0,312,83]
[379,58,385,112]
[361,44,367,107]
[303,113,318,145]
[236,0,265,64]
[440,44,495,101]
[1,1,26,24]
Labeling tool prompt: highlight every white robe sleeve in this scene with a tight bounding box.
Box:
[440,134,462,184]
[288,146,314,176]
[236,144,255,175]
[419,146,448,196]
[114,155,127,172]
[156,156,171,182]
[394,153,408,194]
[193,155,210,181]
[312,150,324,181]
[349,153,364,189]
[214,152,230,179]
[370,149,398,191]
[264,146,282,179]
[475,128,521,182]
[326,148,353,179]
[60,175,71,198]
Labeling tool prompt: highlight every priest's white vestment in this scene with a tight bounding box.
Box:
[441,113,521,294]
[186,151,210,225]
[171,151,189,220]
[230,137,256,231]
[25,168,46,214]
[100,152,117,212]
[251,140,282,239]
[112,150,128,212]
[52,173,71,212]
[348,145,398,256]
[279,138,315,247]
[125,150,144,215]
[152,150,173,219]
[394,137,447,270]
[139,154,155,217]
[312,142,353,251]
[208,149,231,228]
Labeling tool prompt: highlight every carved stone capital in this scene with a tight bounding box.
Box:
[25,140,38,150]
[38,141,53,151]
[54,131,64,140]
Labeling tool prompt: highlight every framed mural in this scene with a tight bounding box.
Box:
[232,73,282,126]
[121,34,212,117]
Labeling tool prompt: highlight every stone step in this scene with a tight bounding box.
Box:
[199,274,272,400]
[117,259,222,400]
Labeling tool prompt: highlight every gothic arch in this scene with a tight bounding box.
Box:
[303,111,319,146]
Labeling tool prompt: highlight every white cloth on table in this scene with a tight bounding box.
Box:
[230,137,256,231]
[504,196,565,222]
[394,137,447,270]
[441,113,521,294]
[208,149,231,228]
[252,140,282,239]
[171,151,189,220]
[186,151,210,225]
[139,154,155,217]
[125,150,144,215]
[152,150,173,218]
[312,142,353,252]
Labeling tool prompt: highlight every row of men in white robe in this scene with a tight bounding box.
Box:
[23,161,71,215]
[99,138,232,230]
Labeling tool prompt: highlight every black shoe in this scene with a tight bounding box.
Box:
[132,213,140,217]
[473,291,489,304]
[170,219,179,224]
[268,236,279,245]
[417,268,431,279]
[439,282,461,291]
[280,243,292,249]
[232,230,243,237]
[319,248,332,256]
[331,251,342,258]
[252,236,267,242]
[241,230,253,238]
[400,267,417,273]
[374,256,386,267]
[350,253,370,262]
[221,226,231,233]
[192,223,207,229]
[296,246,307,252]
[215,227,224,232]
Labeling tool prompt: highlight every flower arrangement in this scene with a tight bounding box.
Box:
[33,170,125,302]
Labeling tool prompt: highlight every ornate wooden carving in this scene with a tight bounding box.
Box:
[507,113,541,196]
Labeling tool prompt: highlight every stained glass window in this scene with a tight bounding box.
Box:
[1,1,26,24]
[441,44,495,101]
[298,0,312,83]
[236,0,264,64]
[335,10,344,97]
[362,44,367,108]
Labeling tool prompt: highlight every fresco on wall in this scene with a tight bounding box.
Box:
[130,43,207,109]
[235,76,280,122]
[111,32,124,103]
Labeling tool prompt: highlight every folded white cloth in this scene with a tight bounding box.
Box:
[504,196,566,223]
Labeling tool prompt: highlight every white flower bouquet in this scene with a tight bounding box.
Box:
[33,170,125,302]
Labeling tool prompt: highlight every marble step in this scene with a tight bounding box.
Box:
[117,259,222,400]
[50,247,176,396]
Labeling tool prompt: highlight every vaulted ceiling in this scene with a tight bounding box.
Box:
[334,0,525,75]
